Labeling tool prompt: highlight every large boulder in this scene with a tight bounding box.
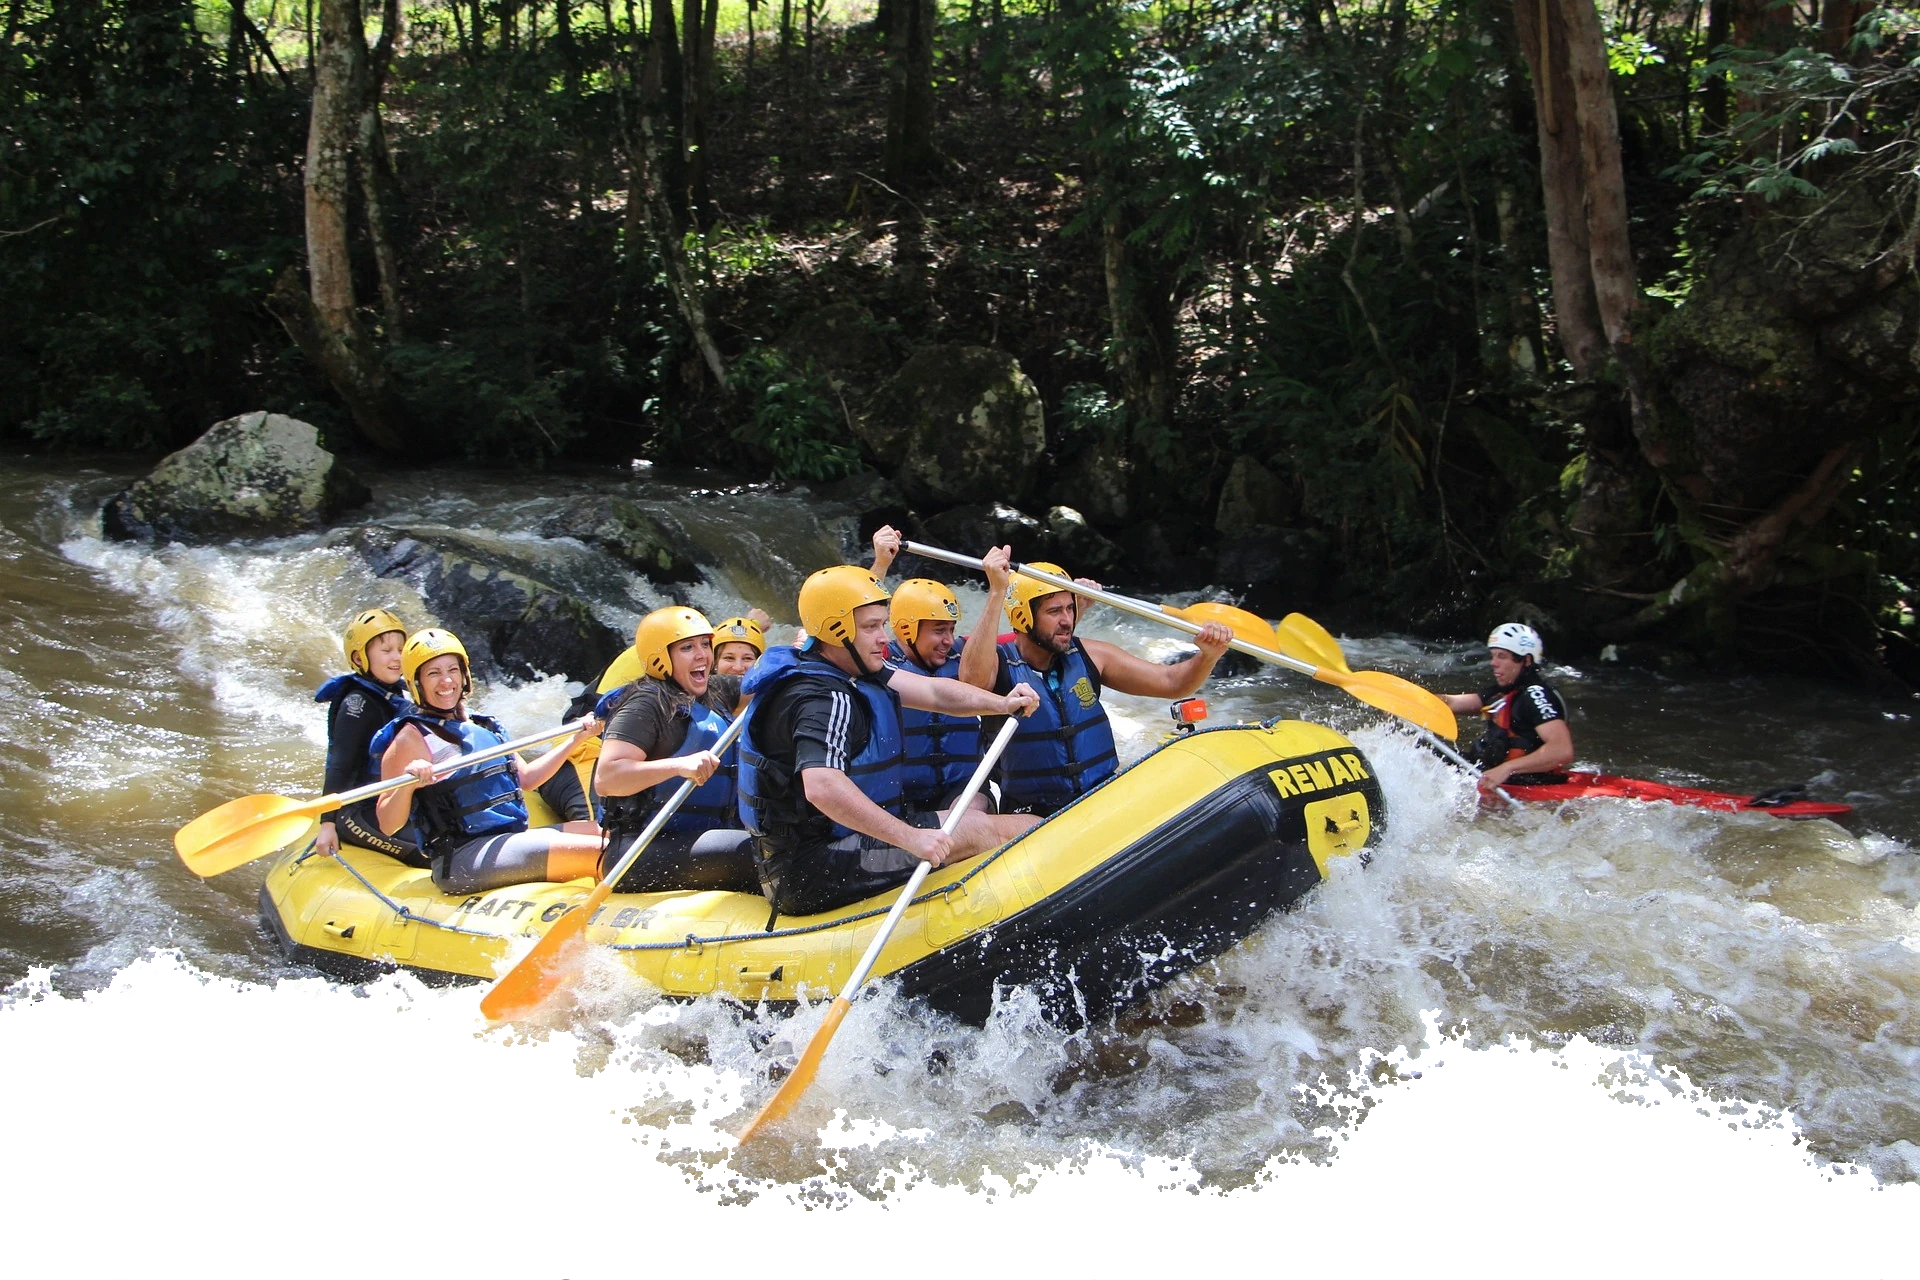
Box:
[862,346,1047,505]
[535,495,702,583]
[1056,441,1133,525]
[340,525,623,686]
[102,411,369,543]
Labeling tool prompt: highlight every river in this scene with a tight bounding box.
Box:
[2,456,1916,1271]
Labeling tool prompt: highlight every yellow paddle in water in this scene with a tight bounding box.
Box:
[479,711,752,1022]
[1274,612,1513,804]
[737,714,1022,1144]
[903,542,1458,740]
[174,718,595,878]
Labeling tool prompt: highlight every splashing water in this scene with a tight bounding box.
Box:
[1,458,1917,1260]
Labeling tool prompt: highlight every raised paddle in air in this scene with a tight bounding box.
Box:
[902,542,1458,741]
[174,719,594,878]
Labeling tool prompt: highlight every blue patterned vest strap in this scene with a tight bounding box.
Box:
[888,638,981,806]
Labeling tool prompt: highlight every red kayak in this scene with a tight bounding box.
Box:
[1501,772,1853,821]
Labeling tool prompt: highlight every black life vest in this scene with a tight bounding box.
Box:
[1474,669,1561,770]
[314,672,413,785]
[887,638,980,806]
[996,637,1118,812]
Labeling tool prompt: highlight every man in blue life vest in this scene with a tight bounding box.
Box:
[737,565,1042,918]
[957,545,1233,817]
[886,577,996,813]
[1441,622,1574,791]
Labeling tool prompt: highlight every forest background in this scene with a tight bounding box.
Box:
[3,0,1918,685]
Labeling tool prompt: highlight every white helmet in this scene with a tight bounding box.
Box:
[1487,622,1543,662]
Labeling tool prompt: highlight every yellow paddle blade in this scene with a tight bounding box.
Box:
[738,996,852,1144]
[175,793,328,878]
[1276,613,1350,673]
[478,880,611,1022]
[1164,602,1280,652]
[1317,667,1458,740]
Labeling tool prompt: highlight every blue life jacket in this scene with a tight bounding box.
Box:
[736,645,906,842]
[314,672,413,785]
[368,710,529,852]
[996,637,1118,812]
[887,638,980,806]
[596,678,739,834]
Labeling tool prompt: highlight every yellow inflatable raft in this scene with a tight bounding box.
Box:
[260,718,1383,1024]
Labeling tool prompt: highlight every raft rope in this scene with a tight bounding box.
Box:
[296,717,1285,951]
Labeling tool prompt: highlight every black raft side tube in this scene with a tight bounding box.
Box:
[892,746,1388,1027]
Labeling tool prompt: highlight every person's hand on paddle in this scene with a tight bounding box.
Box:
[871,525,903,576]
[399,757,436,789]
[1193,622,1233,663]
[1002,684,1039,718]
[675,749,722,784]
[569,714,603,748]
[314,821,340,857]
[981,544,1015,601]
[902,825,956,868]
[1477,760,1520,793]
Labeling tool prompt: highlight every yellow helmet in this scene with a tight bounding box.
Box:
[890,579,961,647]
[633,605,714,680]
[714,615,767,656]
[343,607,407,675]
[401,628,471,704]
[798,565,890,648]
[1004,562,1073,634]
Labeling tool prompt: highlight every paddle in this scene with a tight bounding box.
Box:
[479,711,752,1022]
[1275,612,1514,805]
[175,718,595,878]
[737,714,1022,1144]
[902,541,1458,741]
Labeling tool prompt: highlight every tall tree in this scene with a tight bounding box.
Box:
[884,0,938,182]
[268,0,405,448]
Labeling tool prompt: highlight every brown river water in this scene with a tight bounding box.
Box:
[2,453,1918,1206]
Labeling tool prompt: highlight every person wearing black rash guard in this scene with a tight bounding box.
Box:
[956,545,1233,818]
[1442,622,1575,792]
[371,629,604,894]
[736,566,1040,918]
[314,608,421,862]
[593,606,758,893]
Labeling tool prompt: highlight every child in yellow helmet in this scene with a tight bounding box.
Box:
[314,608,420,862]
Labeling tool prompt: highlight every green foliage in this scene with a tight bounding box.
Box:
[1,0,308,449]
[727,346,862,483]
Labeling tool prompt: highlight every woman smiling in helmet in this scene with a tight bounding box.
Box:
[592,606,758,892]
[1441,622,1575,792]
[370,629,604,894]
[710,611,769,677]
[314,608,419,861]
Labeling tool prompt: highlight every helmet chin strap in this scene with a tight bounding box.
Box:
[842,639,878,678]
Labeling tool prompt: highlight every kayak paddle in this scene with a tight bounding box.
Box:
[1273,613,1513,804]
[903,541,1458,741]
[479,710,752,1022]
[175,718,595,878]
[737,714,1022,1144]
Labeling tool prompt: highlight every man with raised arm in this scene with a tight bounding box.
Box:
[736,565,1040,918]
[957,546,1233,817]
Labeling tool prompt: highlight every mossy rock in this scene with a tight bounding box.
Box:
[102,411,369,543]
[863,345,1047,506]
[535,496,702,584]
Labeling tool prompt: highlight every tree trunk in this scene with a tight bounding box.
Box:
[1701,0,1730,133]
[270,0,404,449]
[681,0,713,220]
[1512,0,1610,378]
[884,0,937,183]
[650,0,689,229]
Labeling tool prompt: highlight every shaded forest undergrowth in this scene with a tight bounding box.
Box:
[5,3,1919,686]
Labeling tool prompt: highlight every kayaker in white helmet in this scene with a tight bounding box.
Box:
[1441,623,1575,792]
